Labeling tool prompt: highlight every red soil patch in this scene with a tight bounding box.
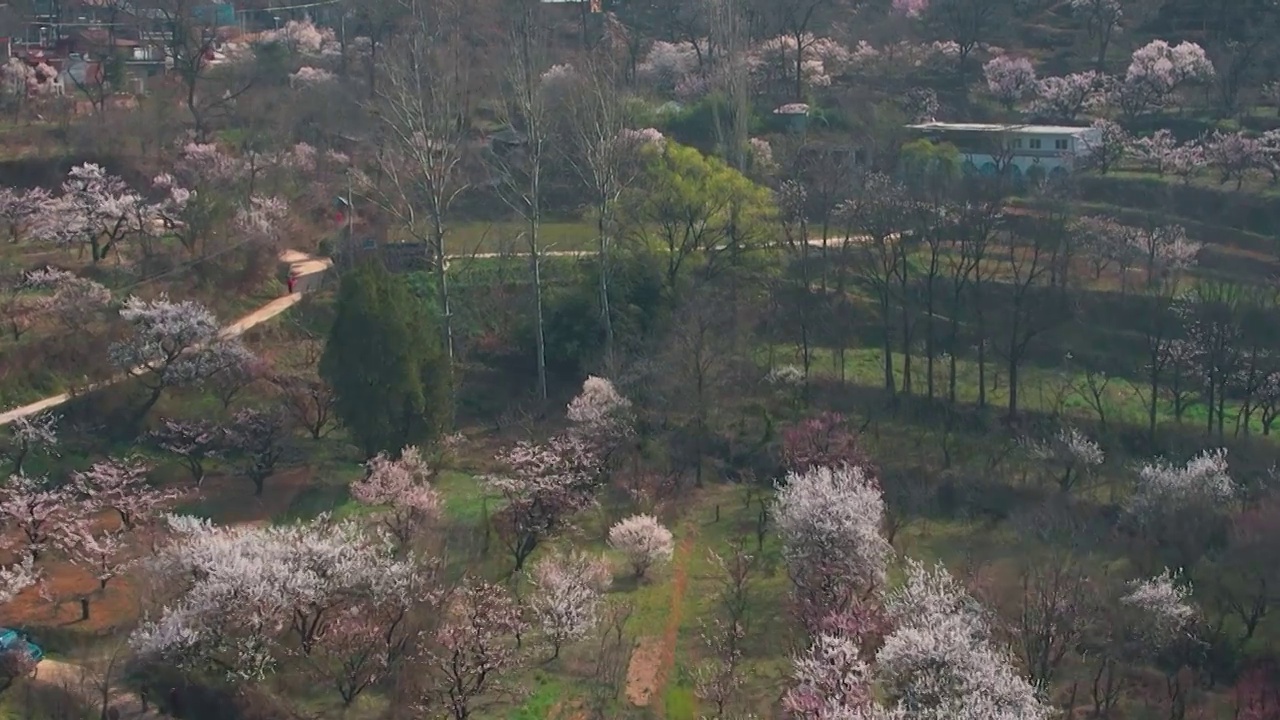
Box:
[652,532,695,717]
[4,560,141,632]
[625,529,696,712]
[2,468,315,634]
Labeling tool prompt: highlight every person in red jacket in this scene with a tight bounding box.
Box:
[287,274,297,294]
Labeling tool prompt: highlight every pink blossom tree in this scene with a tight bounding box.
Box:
[1030,71,1105,122]
[983,55,1037,110]
[488,434,602,571]
[1203,130,1266,189]
[0,556,37,604]
[783,622,875,717]
[637,40,703,95]
[56,524,132,621]
[781,412,875,477]
[1082,118,1131,173]
[608,514,674,579]
[351,446,442,549]
[290,66,336,88]
[232,195,290,246]
[419,579,528,719]
[525,549,611,659]
[72,456,179,530]
[150,418,224,486]
[774,465,891,631]
[1111,40,1215,119]
[892,0,928,17]
[109,295,255,420]
[0,473,84,560]
[297,612,391,706]
[0,186,52,244]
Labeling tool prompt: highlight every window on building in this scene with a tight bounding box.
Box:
[1054,138,1069,150]
[1011,138,1023,149]
[1029,138,1042,149]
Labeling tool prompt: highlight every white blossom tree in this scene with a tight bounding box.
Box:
[42,163,160,262]
[132,515,426,683]
[874,560,1050,720]
[351,446,442,549]
[1,412,58,475]
[19,267,112,334]
[1121,569,1196,646]
[566,375,634,455]
[1027,426,1105,494]
[1129,448,1235,522]
[525,549,611,659]
[608,514,675,579]
[774,465,891,628]
[109,295,254,420]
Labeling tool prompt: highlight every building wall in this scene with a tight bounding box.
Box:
[959,152,1071,176]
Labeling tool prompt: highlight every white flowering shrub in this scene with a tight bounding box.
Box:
[1129,448,1235,522]
[774,465,891,599]
[525,549,611,658]
[608,514,674,579]
[1122,569,1196,646]
[875,560,1050,720]
[132,515,425,681]
[1027,426,1104,493]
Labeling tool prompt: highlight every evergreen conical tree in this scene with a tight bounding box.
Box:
[321,261,451,458]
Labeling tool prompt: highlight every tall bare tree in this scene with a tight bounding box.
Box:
[564,57,642,370]
[490,1,553,400]
[139,0,256,140]
[704,0,751,170]
[373,0,474,362]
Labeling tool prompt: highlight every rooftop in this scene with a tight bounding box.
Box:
[906,122,1096,135]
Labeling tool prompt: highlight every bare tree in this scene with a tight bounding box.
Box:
[704,0,751,169]
[138,0,256,139]
[489,1,553,400]
[373,0,474,362]
[694,540,754,718]
[564,57,643,369]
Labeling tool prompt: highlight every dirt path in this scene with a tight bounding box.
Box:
[0,250,331,427]
[625,529,696,710]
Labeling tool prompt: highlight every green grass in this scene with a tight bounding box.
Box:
[435,471,492,524]
[445,220,598,255]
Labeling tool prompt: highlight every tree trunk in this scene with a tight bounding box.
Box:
[80,597,90,621]
[598,204,614,370]
[433,223,455,363]
[530,219,548,401]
